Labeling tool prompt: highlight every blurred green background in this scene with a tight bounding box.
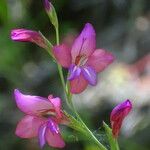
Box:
[0,0,150,150]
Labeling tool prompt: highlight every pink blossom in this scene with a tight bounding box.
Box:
[53,23,114,94]
[110,100,132,138]
[14,89,68,148]
[11,29,47,49]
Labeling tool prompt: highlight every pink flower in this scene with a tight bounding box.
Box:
[14,89,68,148]
[110,100,132,138]
[53,23,114,94]
[11,29,47,49]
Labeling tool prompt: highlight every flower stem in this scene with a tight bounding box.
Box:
[54,25,72,109]
[55,26,60,44]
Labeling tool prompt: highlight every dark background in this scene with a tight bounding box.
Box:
[0,0,150,149]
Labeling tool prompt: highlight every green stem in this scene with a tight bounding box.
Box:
[55,26,60,44]
[54,26,71,109]
[55,26,66,92]
[55,26,74,109]
[57,63,67,94]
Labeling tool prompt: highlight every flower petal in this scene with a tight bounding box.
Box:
[68,64,81,80]
[11,29,46,49]
[38,123,47,148]
[71,23,96,62]
[82,66,97,86]
[53,44,71,68]
[48,97,62,119]
[47,119,60,134]
[70,74,88,94]
[15,115,45,138]
[46,120,65,148]
[87,49,114,73]
[14,89,52,116]
[110,100,132,138]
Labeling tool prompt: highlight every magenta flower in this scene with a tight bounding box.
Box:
[11,29,47,49]
[110,100,132,138]
[53,23,114,94]
[14,89,68,148]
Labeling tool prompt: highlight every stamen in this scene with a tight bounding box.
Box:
[75,55,88,66]
[38,109,55,118]
[75,55,82,65]
[75,37,87,65]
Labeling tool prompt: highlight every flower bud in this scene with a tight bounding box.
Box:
[43,0,58,28]
[43,0,52,12]
[110,100,132,138]
[11,29,47,49]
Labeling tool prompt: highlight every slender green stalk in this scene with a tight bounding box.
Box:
[57,63,67,94]
[55,26,60,44]
[54,25,72,109]
[55,26,65,90]
[55,26,66,91]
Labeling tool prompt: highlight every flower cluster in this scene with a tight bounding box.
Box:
[10,0,133,149]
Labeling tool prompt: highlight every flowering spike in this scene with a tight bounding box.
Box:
[110,100,132,138]
[11,29,47,49]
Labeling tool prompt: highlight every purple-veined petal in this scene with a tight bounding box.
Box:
[82,66,97,86]
[47,119,59,134]
[71,23,96,62]
[110,100,132,138]
[70,74,88,94]
[48,97,62,119]
[46,119,65,148]
[15,115,45,138]
[68,64,81,80]
[38,123,47,148]
[87,49,114,73]
[11,29,46,49]
[14,89,53,116]
[53,44,72,68]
